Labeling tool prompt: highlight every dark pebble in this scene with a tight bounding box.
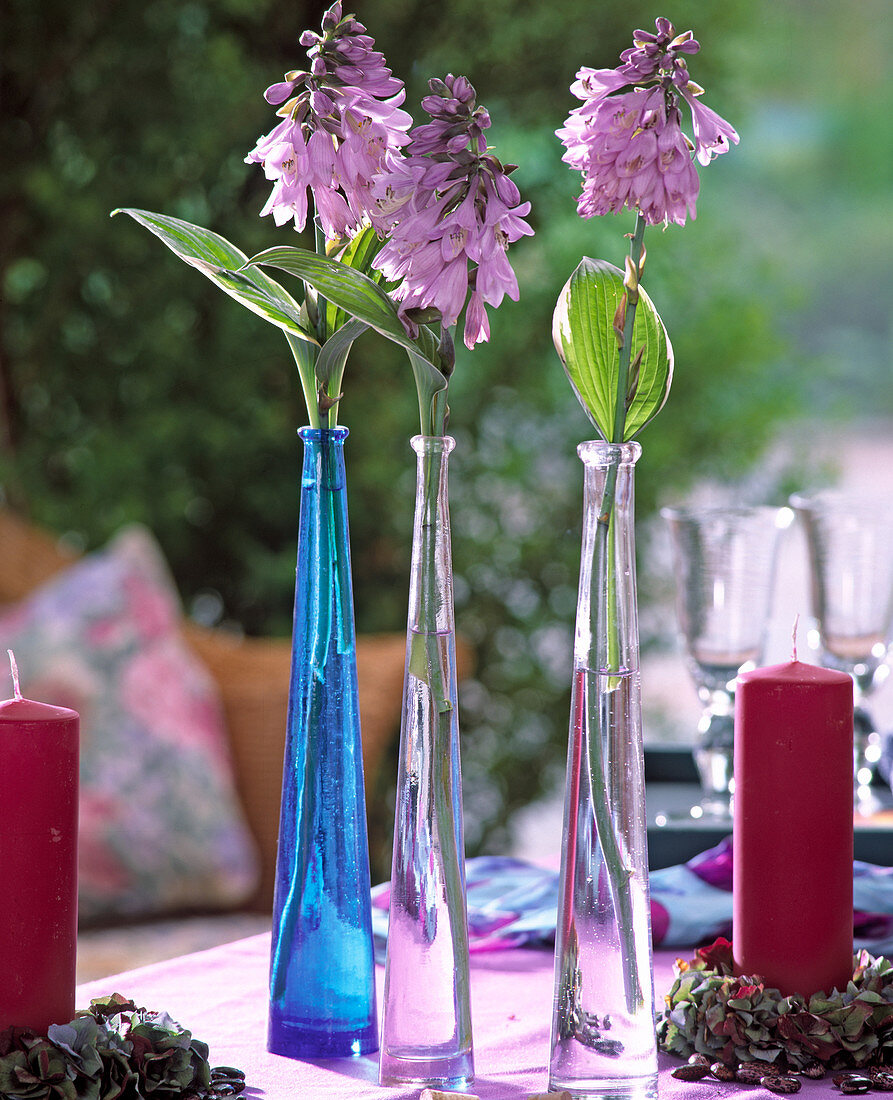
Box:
[840,1079,872,1095]
[799,1062,825,1079]
[742,1059,781,1073]
[737,1063,774,1084]
[672,1063,712,1081]
[211,1068,246,1081]
[762,1076,802,1095]
[710,1062,738,1082]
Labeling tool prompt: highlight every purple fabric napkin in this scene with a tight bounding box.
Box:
[651,836,893,954]
[371,843,893,960]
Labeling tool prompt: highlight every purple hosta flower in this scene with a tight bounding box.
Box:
[372,75,533,349]
[558,17,738,226]
[559,85,700,226]
[245,2,411,240]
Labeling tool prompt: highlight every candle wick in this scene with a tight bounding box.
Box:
[7,649,22,700]
[791,614,800,663]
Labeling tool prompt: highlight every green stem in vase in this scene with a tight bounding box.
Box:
[286,333,321,431]
[596,212,646,674]
[584,212,647,1014]
[612,213,647,446]
[408,440,467,964]
[585,529,642,1012]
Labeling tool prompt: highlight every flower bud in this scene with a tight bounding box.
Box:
[421,94,448,115]
[450,75,475,103]
[310,89,335,116]
[264,80,297,105]
[625,346,645,410]
[493,171,521,206]
[447,133,470,153]
[669,29,697,49]
[427,77,452,98]
[623,255,640,302]
[613,297,628,345]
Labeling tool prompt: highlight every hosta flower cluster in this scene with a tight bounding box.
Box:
[0,994,238,1100]
[558,17,738,225]
[658,939,893,1071]
[372,74,533,348]
[245,2,411,239]
[244,4,532,355]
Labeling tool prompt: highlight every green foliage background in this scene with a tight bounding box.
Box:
[2,0,891,866]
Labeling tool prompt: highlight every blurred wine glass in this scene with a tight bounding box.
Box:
[790,491,893,808]
[662,504,793,818]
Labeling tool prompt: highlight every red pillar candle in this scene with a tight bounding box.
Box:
[0,657,79,1033]
[733,658,853,997]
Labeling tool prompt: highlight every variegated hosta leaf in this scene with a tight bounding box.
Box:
[553,256,673,441]
[112,208,316,346]
[248,246,449,429]
[323,224,387,337]
[249,246,421,360]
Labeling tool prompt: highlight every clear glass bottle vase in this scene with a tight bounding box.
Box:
[549,440,657,1100]
[379,435,474,1091]
[267,426,377,1060]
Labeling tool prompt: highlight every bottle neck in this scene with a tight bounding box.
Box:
[408,436,455,635]
[299,427,348,493]
[576,440,640,674]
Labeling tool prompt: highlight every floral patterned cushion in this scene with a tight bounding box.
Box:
[0,525,260,924]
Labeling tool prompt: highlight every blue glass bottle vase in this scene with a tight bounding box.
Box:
[267,426,377,1059]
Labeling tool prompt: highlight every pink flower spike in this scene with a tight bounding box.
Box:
[245,1,411,239]
[558,18,737,226]
[371,73,533,345]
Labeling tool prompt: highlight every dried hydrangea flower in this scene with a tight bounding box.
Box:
[558,17,738,226]
[658,941,893,1072]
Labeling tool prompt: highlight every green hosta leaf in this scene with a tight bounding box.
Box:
[323,224,387,337]
[249,246,421,359]
[112,208,316,346]
[315,316,367,399]
[553,256,673,441]
[248,246,448,428]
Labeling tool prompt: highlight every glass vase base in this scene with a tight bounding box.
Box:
[547,1072,658,1100]
[378,1047,474,1090]
[267,1012,378,1060]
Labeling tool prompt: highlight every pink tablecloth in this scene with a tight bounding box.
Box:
[76,935,832,1099]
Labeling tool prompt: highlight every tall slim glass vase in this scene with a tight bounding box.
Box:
[549,440,657,1100]
[267,426,377,1060]
[379,435,474,1091]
